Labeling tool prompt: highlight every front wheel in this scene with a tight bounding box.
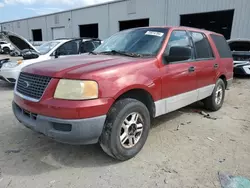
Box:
[99,98,150,161]
[3,47,10,54]
[204,78,225,111]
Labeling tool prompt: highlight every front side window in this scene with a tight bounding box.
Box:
[165,30,191,55]
[190,32,214,59]
[37,41,60,55]
[163,30,192,63]
[94,28,169,56]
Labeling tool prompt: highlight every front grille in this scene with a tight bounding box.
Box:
[16,72,51,100]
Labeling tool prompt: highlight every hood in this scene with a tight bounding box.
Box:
[0,31,39,53]
[22,54,154,79]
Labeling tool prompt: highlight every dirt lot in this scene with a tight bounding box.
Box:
[0,58,249,187]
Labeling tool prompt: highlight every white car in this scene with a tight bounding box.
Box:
[0,41,14,54]
[0,31,102,83]
[227,38,250,75]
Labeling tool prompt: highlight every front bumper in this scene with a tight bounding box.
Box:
[234,66,250,75]
[0,68,20,83]
[233,61,250,75]
[13,102,107,145]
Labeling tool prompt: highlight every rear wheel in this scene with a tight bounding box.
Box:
[99,98,150,161]
[204,78,225,111]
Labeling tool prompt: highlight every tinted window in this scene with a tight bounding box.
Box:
[165,30,192,60]
[57,40,81,55]
[80,41,95,53]
[210,34,232,58]
[191,32,214,59]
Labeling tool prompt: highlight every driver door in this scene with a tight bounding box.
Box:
[160,30,198,113]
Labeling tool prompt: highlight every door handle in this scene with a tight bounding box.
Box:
[188,66,195,72]
[214,63,219,68]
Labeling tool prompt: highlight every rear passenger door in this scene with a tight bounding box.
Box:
[189,31,217,100]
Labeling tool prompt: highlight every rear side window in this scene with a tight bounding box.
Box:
[210,34,232,58]
[190,32,214,59]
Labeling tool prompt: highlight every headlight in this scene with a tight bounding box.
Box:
[2,62,18,68]
[54,79,98,100]
[2,60,22,68]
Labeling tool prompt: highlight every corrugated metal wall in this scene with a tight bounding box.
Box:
[0,0,250,40]
[166,0,250,38]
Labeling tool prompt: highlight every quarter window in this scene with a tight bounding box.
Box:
[211,34,232,58]
[191,32,214,59]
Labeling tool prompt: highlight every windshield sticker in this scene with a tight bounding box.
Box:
[145,31,164,37]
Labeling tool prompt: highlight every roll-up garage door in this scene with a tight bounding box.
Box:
[52,27,65,40]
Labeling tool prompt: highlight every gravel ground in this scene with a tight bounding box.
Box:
[0,59,249,187]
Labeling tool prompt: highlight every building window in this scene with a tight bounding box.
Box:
[54,14,59,24]
[32,29,43,41]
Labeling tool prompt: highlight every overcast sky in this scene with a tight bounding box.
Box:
[0,0,114,22]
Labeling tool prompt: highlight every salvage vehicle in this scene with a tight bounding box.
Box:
[0,31,102,83]
[0,40,14,54]
[227,39,250,75]
[12,26,233,160]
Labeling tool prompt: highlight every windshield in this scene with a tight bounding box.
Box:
[94,28,168,56]
[37,41,60,55]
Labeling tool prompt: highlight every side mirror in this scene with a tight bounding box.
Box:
[54,50,59,58]
[164,46,191,63]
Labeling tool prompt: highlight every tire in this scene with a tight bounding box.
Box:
[3,47,10,54]
[204,78,225,111]
[99,98,150,161]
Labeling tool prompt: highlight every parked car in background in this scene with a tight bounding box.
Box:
[10,41,47,57]
[0,31,102,83]
[0,41,14,54]
[227,39,250,75]
[12,26,233,160]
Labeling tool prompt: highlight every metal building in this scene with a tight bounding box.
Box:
[0,0,249,41]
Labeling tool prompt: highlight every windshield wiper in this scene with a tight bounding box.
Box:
[99,50,143,57]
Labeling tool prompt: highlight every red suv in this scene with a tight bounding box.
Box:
[13,26,233,160]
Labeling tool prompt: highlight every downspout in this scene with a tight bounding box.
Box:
[71,10,73,38]
[108,3,110,39]
[164,0,169,25]
[45,16,48,40]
